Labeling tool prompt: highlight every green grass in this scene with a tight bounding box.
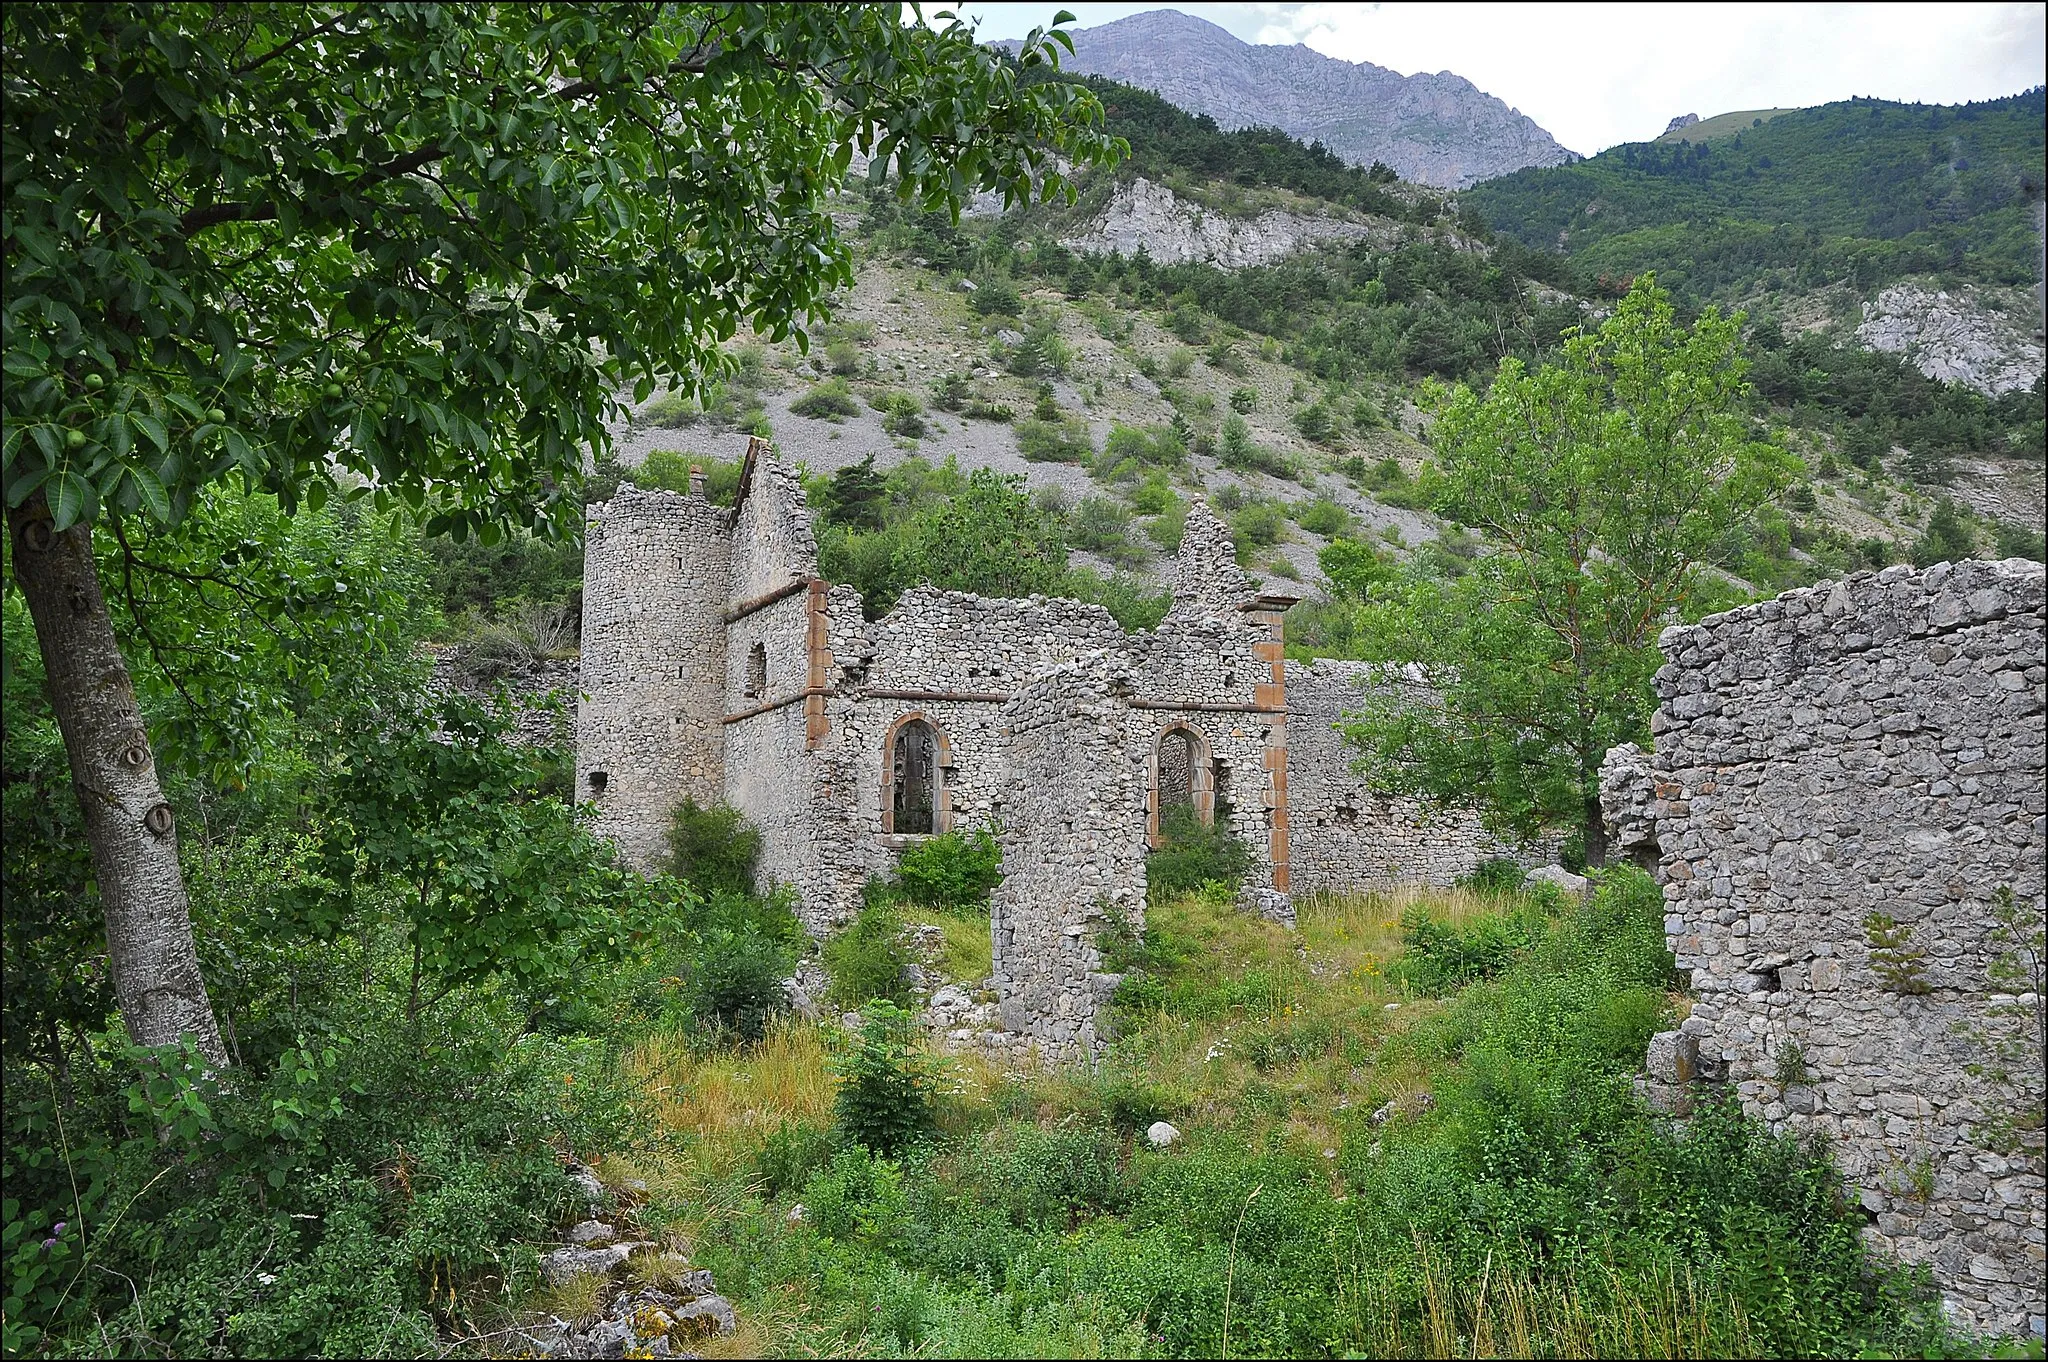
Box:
[1655,108,1800,144]
[571,871,1989,1359]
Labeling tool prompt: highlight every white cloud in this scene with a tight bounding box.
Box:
[951,3,2045,154]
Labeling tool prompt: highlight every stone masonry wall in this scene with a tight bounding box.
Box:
[990,656,1148,1062]
[1287,659,1540,892]
[1608,559,2046,1336]
[577,485,731,870]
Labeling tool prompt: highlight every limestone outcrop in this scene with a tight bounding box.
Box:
[1059,177,1409,270]
[1856,282,2044,397]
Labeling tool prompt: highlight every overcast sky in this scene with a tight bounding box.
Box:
[947,2,2046,154]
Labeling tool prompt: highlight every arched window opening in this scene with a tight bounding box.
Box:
[1149,724,1214,847]
[1158,729,1196,816]
[891,719,939,835]
[744,641,767,698]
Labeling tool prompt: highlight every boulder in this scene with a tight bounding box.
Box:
[1145,1120,1181,1148]
[539,1243,631,1287]
[674,1294,738,1338]
[567,1219,617,1246]
[1523,865,1590,898]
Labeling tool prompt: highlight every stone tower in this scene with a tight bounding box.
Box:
[576,482,732,869]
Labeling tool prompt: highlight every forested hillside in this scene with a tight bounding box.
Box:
[1463,88,2046,299]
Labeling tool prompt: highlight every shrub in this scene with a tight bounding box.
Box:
[641,392,698,427]
[1460,857,1526,895]
[1016,415,1093,463]
[825,337,862,375]
[1219,416,1295,478]
[791,378,862,420]
[1163,347,1194,378]
[663,798,761,896]
[968,275,1022,316]
[1229,386,1258,413]
[1229,500,1288,556]
[896,828,1004,912]
[825,904,915,1008]
[1101,422,1185,468]
[1293,497,1350,537]
[930,372,969,411]
[1146,805,1252,905]
[1292,400,1339,445]
[1069,496,1148,566]
[683,887,801,1039]
[964,399,1015,423]
[830,1001,938,1155]
[879,391,927,438]
[1390,899,1553,994]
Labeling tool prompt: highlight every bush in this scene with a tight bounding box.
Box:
[896,828,1004,912]
[930,372,969,411]
[1229,500,1288,557]
[830,1001,938,1155]
[1460,856,1526,895]
[632,447,745,504]
[1015,415,1092,463]
[825,337,862,375]
[964,399,1015,423]
[825,904,915,1008]
[1101,421,1185,468]
[1146,806,1252,905]
[684,888,802,1039]
[968,275,1022,316]
[1293,497,1350,536]
[1228,386,1258,413]
[878,391,927,438]
[1388,898,1553,994]
[792,378,862,420]
[1069,496,1148,566]
[663,798,761,896]
[1219,415,1295,478]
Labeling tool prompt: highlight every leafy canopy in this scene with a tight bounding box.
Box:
[2,3,1122,535]
[1342,276,1795,851]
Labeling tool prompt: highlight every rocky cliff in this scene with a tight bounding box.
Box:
[1060,177,1432,268]
[1009,10,1579,189]
[1855,282,2045,397]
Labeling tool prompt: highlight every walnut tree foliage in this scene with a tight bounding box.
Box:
[1340,277,1797,862]
[1,2,1123,538]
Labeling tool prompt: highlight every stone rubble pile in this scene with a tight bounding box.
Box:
[506,1164,739,1360]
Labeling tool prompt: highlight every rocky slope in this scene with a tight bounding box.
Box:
[1855,282,2045,397]
[1058,177,1425,269]
[1008,9,1578,189]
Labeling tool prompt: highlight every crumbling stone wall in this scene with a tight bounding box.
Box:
[576,446,1546,1056]
[1286,659,1537,891]
[1608,559,2046,1336]
[990,656,1147,1062]
[577,485,731,869]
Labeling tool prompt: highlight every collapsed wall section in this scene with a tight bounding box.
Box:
[990,656,1148,1062]
[1612,559,2045,1337]
[577,485,731,870]
[1286,660,1536,891]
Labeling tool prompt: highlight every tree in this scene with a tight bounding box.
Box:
[2,3,1122,1060]
[893,467,1070,600]
[1911,497,1978,565]
[1341,276,1795,865]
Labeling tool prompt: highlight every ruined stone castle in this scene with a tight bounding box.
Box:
[1605,557,2046,1337]
[576,439,1523,1056]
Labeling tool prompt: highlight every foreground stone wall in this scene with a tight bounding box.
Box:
[1609,559,2046,1336]
[990,657,1147,1062]
[1286,660,1539,892]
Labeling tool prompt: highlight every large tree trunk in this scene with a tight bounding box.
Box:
[8,495,226,1066]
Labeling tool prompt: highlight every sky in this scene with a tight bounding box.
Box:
[945,2,2047,155]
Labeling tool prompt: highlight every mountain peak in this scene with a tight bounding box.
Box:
[1012,8,1578,188]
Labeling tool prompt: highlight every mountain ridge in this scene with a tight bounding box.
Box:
[996,9,1579,190]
